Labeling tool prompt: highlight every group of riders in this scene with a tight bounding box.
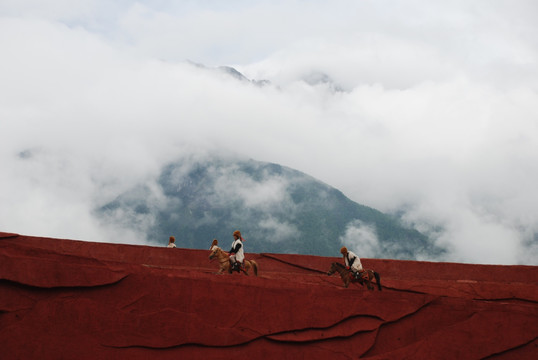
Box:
[209,230,365,279]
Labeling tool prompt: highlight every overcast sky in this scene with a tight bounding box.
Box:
[1,1,537,265]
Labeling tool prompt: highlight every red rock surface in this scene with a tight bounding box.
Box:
[1,232,537,359]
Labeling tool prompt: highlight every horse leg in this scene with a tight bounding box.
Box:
[245,261,258,276]
[241,262,250,276]
[374,271,382,291]
[251,260,258,276]
[364,272,372,290]
[217,262,228,274]
[345,274,352,288]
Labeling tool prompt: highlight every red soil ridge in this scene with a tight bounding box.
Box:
[1,232,537,359]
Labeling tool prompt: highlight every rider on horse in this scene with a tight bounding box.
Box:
[167,236,176,248]
[209,238,219,251]
[229,230,245,272]
[341,246,364,280]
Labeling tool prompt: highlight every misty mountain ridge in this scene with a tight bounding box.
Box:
[186,61,345,91]
[185,61,271,87]
[97,155,444,260]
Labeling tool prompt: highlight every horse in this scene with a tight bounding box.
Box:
[208,246,258,276]
[327,262,382,290]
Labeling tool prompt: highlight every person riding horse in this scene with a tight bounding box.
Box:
[341,246,364,280]
[167,236,176,248]
[209,238,219,251]
[229,230,245,272]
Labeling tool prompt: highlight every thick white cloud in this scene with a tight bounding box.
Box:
[1,1,537,264]
[339,220,379,259]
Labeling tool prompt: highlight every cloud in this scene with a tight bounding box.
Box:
[339,220,379,258]
[1,1,537,264]
[210,164,291,209]
[257,216,300,243]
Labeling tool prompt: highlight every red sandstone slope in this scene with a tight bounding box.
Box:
[1,232,537,359]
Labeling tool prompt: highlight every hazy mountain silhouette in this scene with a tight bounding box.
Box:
[97,155,444,259]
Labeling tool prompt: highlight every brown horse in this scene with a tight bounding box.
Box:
[209,246,258,276]
[327,262,382,290]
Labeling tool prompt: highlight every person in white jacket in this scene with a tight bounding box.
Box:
[341,246,363,278]
[229,230,245,272]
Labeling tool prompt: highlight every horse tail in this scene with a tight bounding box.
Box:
[374,271,382,291]
[251,260,258,276]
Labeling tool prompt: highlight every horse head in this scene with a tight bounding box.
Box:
[327,262,338,276]
[327,262,347,275]
[209,246,219,260]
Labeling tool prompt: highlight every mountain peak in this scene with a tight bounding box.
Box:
[98,156,444,260]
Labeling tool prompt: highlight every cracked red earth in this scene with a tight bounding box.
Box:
[1,232,537,359]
